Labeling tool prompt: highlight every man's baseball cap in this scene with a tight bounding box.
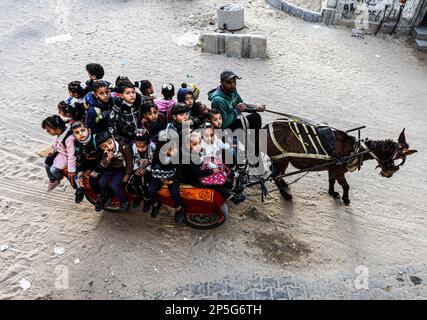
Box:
[220,70,241,81]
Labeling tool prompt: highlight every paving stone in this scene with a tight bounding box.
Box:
[279,275,295,287]
[208,281,226,296]
[272,287,290,300]
[254,288,272,300]
[262,277,278,289]
[244,276,262,291]
[217,292,236,299]
[235,290,255,300]
[191,282,208,297]
[287,285,307,300]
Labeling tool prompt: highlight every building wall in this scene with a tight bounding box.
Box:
[334,0,425,33]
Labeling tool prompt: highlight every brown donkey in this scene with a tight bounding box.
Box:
[265,122,417,205]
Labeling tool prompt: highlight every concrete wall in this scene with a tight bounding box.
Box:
[334,0,425,34]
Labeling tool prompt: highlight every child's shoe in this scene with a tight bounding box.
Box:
[47,180,60,191]
[95,196,111,212]
[174,206,186,223]
[119,201,130,212]
[142,198,151,212]
[75,188,85,204]
[132,195,141,209]
[151,202,161,219]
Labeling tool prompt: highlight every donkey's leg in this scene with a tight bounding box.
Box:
[272,160,293,201]
[335,173,350,204]
[328,170,340,199]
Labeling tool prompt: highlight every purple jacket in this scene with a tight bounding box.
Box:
[154,98,176,122]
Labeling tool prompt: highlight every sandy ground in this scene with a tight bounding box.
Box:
[0,0,426,299]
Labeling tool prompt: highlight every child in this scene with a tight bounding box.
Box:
[140,100,167,142]
[57,101,73,125]
[41,115,77,191]
[134,80,155,101]
[208,109,223,129]
[108,79,144,142]
[154,83,176,122]
[84,80,117,133]
[71,122,104,204]
[148,131,185,223]
[65,81,86,121]
[201,124,231,158]
[178,83,208,127]
[85,63,112,92]
[95,131,134,212]
[168,102,193,135]
[129,129,153,211]
[183,132,245,205]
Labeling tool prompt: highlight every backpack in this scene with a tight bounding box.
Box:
[199,157,230,186]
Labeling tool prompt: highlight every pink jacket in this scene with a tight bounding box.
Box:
[154,98,176,122]
[53,128,77,172]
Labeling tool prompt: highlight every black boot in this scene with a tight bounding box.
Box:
[119,201,130,212]
[75,188,85,204]
[175,206,186,223]
[95,196,111,212]
[151,202,161,219]
[143,198,151,212]
[132,194,141,209]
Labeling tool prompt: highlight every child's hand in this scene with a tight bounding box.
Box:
[68,172,77,185]
[107,151,114,160]
[89,171,99,178]
[122,174,129,183]
[212,168,220,174]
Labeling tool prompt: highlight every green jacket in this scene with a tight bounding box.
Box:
[208,87,243,128]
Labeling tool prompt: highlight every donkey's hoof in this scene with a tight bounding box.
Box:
[329,191,340,199]
[281,192,293,201]
[343,198,350,205]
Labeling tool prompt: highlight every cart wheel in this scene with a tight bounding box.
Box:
[185,203,228,229]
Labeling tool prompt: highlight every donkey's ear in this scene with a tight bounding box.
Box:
[398,128,406,144]
[403,149,417,156]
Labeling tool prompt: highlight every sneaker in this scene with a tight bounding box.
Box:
[231,193,246,205]
[142,199,151,212]
[119,201,130,212]
[47,180,60,191]
[132,195,141,209]
[75,188,85,204]
[151,202,161,219]
[174,206,186,223]
[95,196,111,212]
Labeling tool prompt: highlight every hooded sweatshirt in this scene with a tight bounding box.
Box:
[154,97,176,122]
[84,91,117,134]
[207,86,243,129]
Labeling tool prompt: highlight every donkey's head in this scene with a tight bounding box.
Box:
[367,129,417,178]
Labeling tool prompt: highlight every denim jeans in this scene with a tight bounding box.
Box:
[44,154,63,182]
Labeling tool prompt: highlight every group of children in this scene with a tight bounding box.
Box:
[42,63,246,223]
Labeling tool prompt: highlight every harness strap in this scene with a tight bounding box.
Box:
[310,126,329,156]
[292,122,308,154]
[359,140,380,162]
[268,123,331,161]
[302,123,319,155]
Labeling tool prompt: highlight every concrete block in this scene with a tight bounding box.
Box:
[200,33,267,59]
[249,36,267,59]
[321,8,336,25]
[200,33,219,54]
[225,35,243,58]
